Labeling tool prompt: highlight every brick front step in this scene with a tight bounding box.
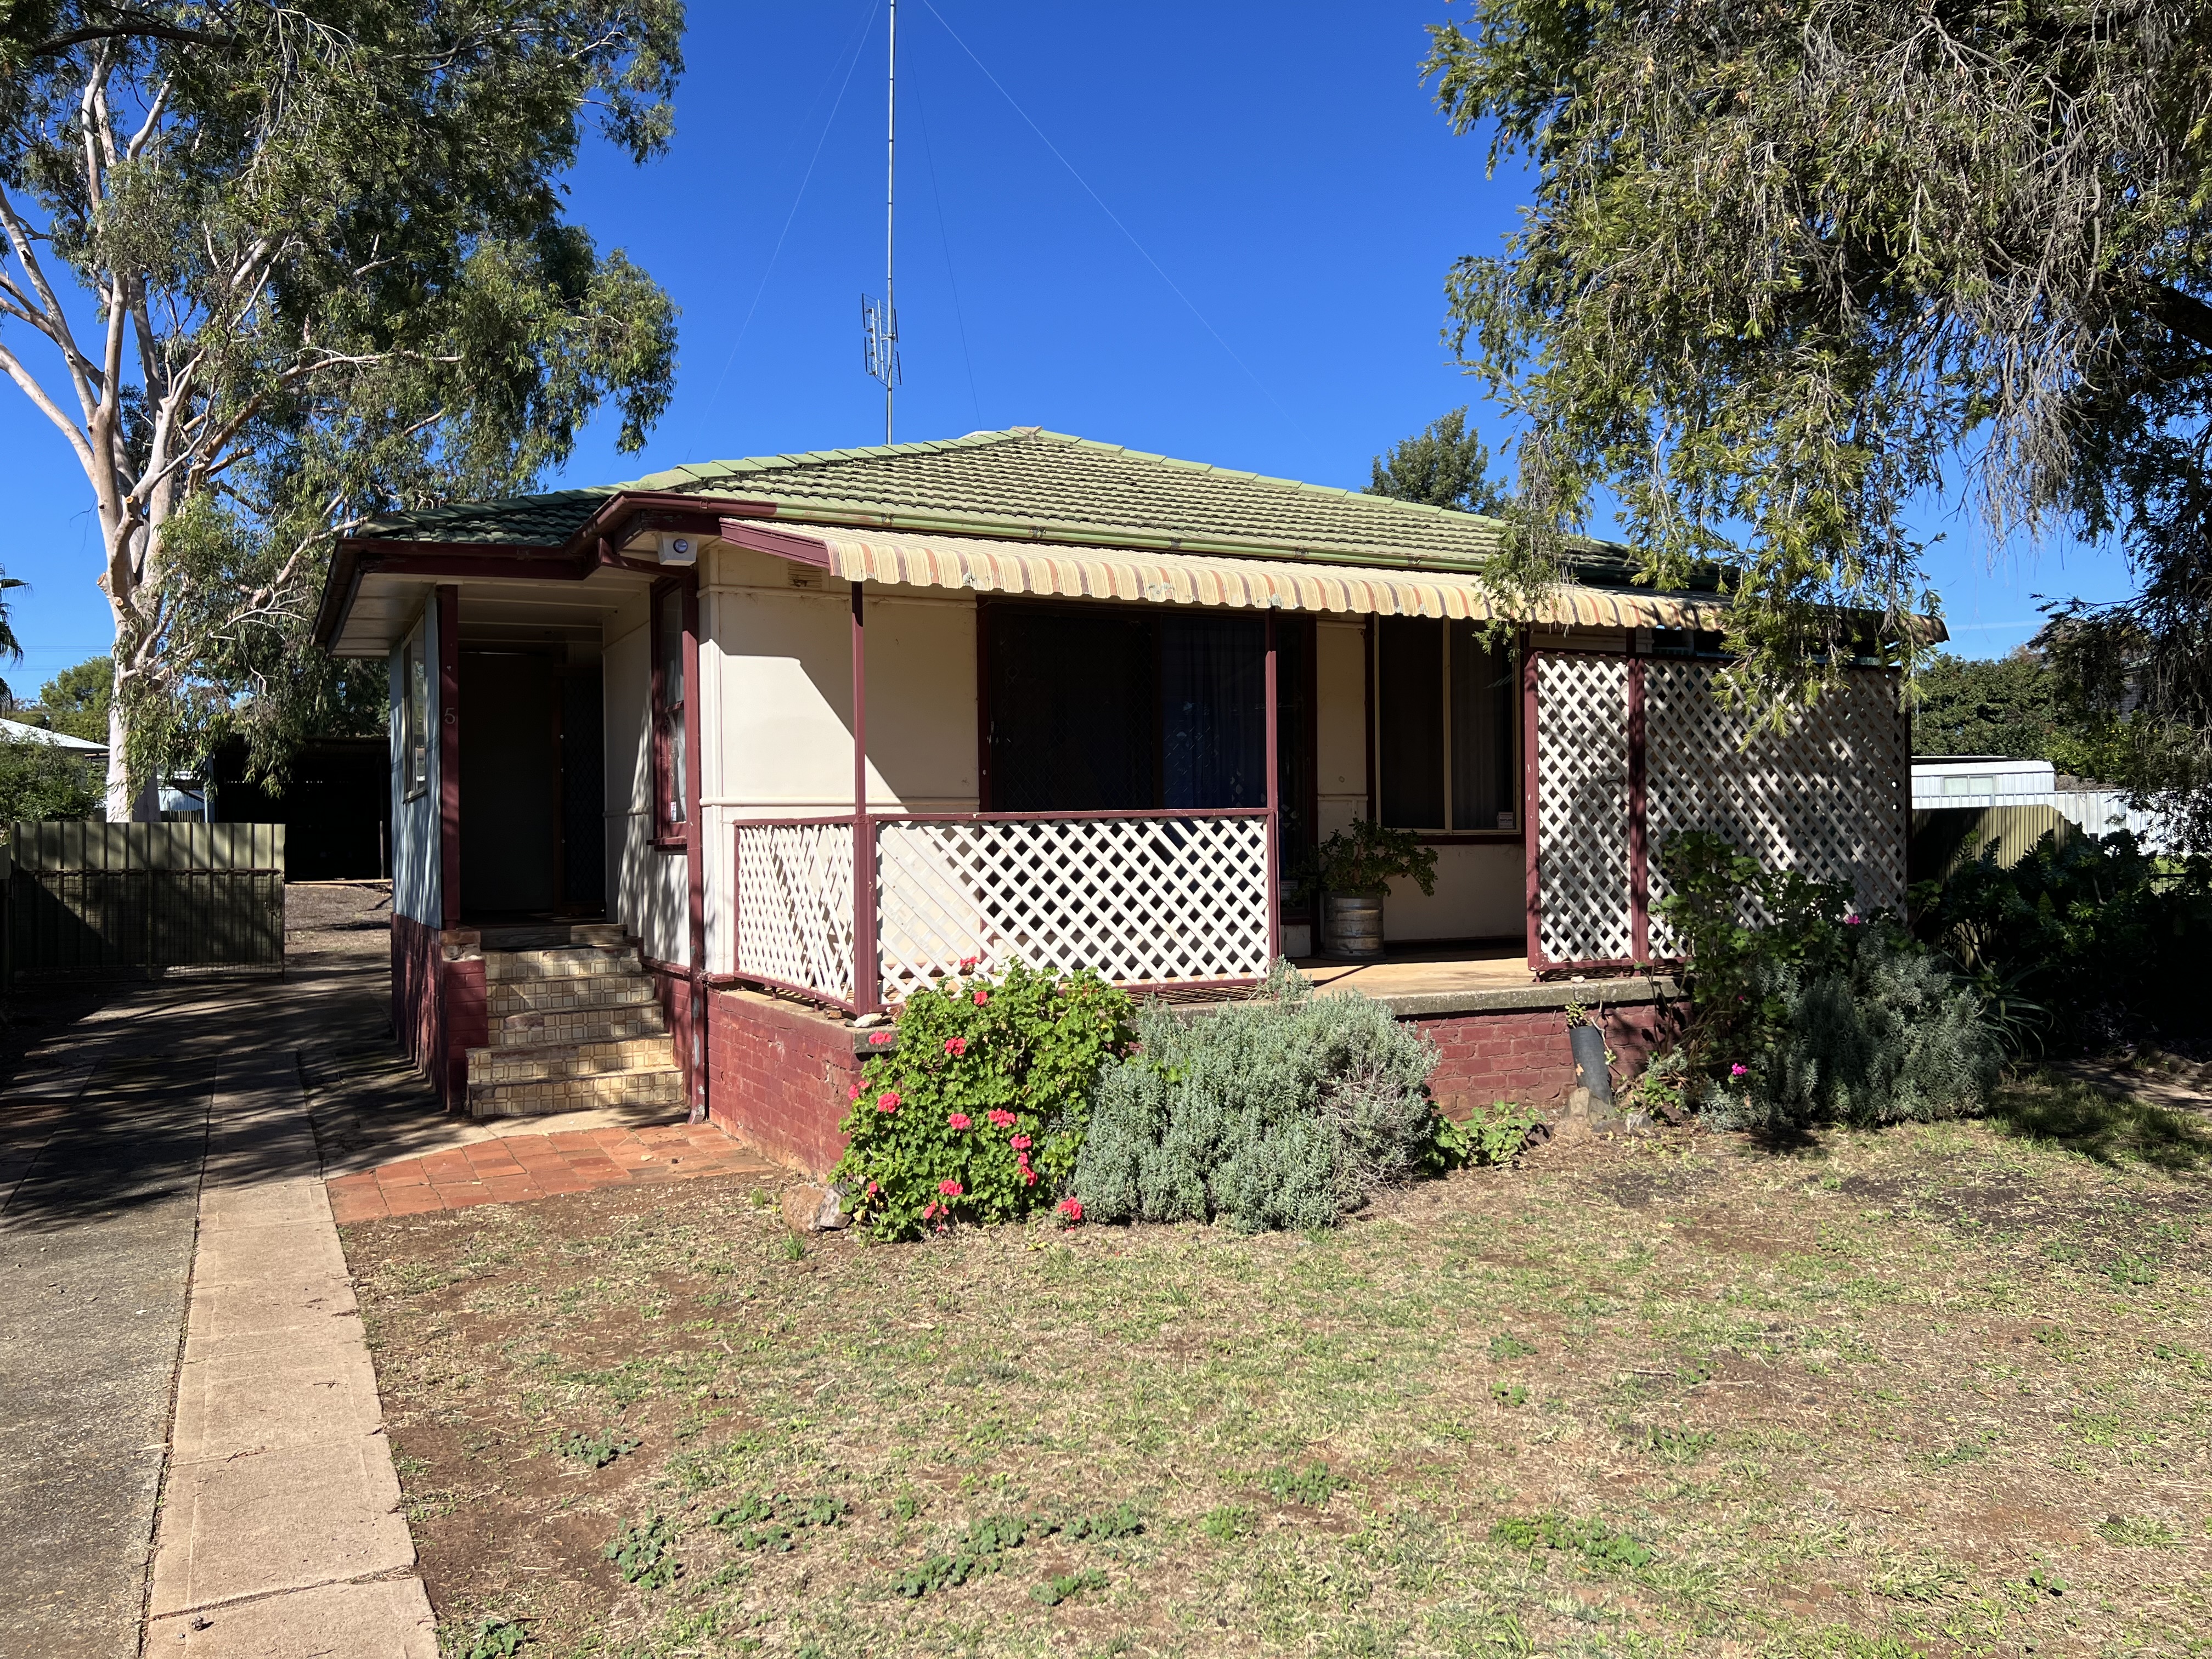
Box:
[483,945,644,982]
[475,921,630,951]
[464,1066,686,1118]
[493,1006,668,1048]
[465,1036,675,1088]
[488,973,660,1017]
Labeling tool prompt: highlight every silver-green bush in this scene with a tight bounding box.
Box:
[1073,964,1440,1232]
[1703,931,2002,1130]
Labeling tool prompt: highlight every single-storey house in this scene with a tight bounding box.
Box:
[312,428,1912,1171]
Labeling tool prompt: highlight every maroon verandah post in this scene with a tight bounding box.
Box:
[851,581,881,1016]
[1264,612,1280,963]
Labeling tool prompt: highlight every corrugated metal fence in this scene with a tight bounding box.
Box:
[1909,805,2075,884]
[4,822,285,984]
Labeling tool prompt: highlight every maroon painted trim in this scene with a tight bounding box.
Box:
[851,583,881,1017]
[1414,832,1527,847]
[1363,616,1378,824]
[720,519,835,567]
[1627,655,1649,963]
[437,585,461,930]
[881,808,1272,825]
[975,596,994,812]
[1265,612,1281,964]
[682,574,706,1120]
[649,575,691,849]
[1522,636,1541,973]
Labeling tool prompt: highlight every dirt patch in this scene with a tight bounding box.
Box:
[285,879,391,935]
[348,1098,2212,1658]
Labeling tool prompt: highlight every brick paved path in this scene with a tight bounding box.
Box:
[327,1123,775,1222]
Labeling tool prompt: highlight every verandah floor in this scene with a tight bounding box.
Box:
[1293,940,1533,1000]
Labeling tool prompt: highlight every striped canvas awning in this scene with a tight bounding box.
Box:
[719,521,1731,630]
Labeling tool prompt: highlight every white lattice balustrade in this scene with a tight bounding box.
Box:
[1645,662,1904,954]
[1535,654,1633,963]
[876,814,1272,1000]
[735,821,856,1005]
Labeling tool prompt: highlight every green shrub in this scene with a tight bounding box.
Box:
[1916,829,2212,1053]
[1659,831,2002,1130]
[833,963,1134,1240]
[0,737,100,826]
[1073,964,1442,1232]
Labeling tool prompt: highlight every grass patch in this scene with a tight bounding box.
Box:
[347,1096,2212,1656]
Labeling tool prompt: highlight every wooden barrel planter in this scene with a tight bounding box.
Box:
[1322,891,1385,961]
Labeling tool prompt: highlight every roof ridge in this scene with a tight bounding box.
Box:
[627,427,1038,492]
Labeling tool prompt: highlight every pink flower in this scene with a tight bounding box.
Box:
[1008,1133,1032,1150]
[921,1200,940,1220]
[959,955,980,972]
[1844,913,1864,926]
[972,990,989,1006]
[849,1084,861,1101]
[866,1181,881,1195]
[986,1109,1017,1129]
[1729,1063,1748,1078]
[876,1090,901,1113]
[869,1030,895,1045]
[944,1036,968,1057]
[947,1113,972,1130]
[939,1178,963,1197]
[1057,1197,1084,1222]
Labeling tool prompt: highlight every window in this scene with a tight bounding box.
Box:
[400,623,430,800]
[983,603,1311,845]
[653,582,690,840]
[1940,775,1995,797]
[1374,616,1517,833]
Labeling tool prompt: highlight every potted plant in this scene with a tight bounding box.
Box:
[1305,820,1437,960]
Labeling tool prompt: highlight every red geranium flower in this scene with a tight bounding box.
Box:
[869,1029,895,1045]
[972,990,989,1006]
[876,1090,901,1112]
[1008,1133,1031,1150]
[938,1178,963,1197]
[959,955,980,972]
[986,1109,1017,1129]
[947,1113,972,1130]
[1057,1197,1084,1222]
[944,1036,968,1057]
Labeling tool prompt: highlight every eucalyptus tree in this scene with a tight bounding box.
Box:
[0,2,682,814]
[1426,0,2212,840]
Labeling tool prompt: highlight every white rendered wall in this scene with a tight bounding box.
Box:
[388,600,440,927]
[698,543,980,973]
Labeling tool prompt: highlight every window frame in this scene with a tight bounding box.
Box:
[400,619,430,803]
[650,575,695,848]
[1370,617,1523,841]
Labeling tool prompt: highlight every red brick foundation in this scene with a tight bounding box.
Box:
[390,913,488,1110]
[707,987,872,1176]
[701,980,1689,1176]
[1414,997,1681,1119]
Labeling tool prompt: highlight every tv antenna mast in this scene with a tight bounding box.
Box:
[861,0,899,443]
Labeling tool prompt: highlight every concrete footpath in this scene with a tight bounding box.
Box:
[0,912,433,1658]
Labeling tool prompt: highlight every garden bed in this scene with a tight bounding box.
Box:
[343,1071,2212,1657]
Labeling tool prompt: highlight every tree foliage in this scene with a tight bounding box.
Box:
[1367,405,1510,515]
[0,1,683,812]
[1425,0,2212,838]
[34,654,111,741]
[0,737,101,823]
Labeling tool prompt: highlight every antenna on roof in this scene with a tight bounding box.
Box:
[861,0,899,443]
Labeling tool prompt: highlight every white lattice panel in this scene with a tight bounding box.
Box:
[1535,654,1634,963]
[1646,662,1905,954]
[876,814,1272,1000]
[735,821,856,1003]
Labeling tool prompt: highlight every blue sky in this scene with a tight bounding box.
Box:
[0,0,2135,696]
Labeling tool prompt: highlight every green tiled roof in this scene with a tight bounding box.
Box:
[349,428,1542,569]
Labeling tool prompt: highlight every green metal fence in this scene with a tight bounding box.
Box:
[5,821,285,984]
[1908,805,2077,885]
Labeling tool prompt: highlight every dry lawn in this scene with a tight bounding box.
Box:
[345,1073,2212,1658]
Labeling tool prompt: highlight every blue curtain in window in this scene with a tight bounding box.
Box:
[1161,614,1266,809]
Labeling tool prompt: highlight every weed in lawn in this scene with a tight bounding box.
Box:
[1030,1568,1108,1606]
[603,1516,679,1589]
[2096,1514,2179,1547]
[1491,1512,1655,1571]
[550,1428,638,1470]
[1487,1333,1538,1360]
[1620,1423,1715,1463]
[1491,1381,1529,1408]
[1202,1505,1256,1542]
[780,1233,806,1262]
[2106,1254,2159,1286]
[1261,1462,1347,1508]
[458,1615,529,1658]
